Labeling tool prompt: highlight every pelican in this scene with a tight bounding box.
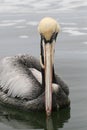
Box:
[0,17,70,116]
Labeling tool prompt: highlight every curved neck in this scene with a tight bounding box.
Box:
[52,65,57,83]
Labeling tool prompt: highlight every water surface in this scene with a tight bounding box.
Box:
[0,0,87,130]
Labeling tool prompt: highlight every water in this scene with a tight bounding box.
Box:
[0,0,87,130]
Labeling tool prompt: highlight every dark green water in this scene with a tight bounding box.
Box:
[0,0,87,130]
[0,104,70,130]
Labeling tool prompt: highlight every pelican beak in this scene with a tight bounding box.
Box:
[45,42,53,116]
[40,33,57,116]
[40,33,58,116]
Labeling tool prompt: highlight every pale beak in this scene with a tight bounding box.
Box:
[44,42,54,116]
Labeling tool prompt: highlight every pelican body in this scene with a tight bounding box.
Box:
[0,17,70,116]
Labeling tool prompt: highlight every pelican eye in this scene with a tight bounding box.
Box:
[41,32,58,44]
[40,33,45,40]
[51,32,58,41]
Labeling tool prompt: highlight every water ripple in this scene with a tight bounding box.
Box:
[0,0,87,13]
[62,27,87,36]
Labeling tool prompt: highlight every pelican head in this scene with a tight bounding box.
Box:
[38,17,60,116]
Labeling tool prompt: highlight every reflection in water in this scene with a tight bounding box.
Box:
[46,108,70,130]
[0,104,70,129]
[46,117,54,130]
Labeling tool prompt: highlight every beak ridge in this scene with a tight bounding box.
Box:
[45,43,53,116]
